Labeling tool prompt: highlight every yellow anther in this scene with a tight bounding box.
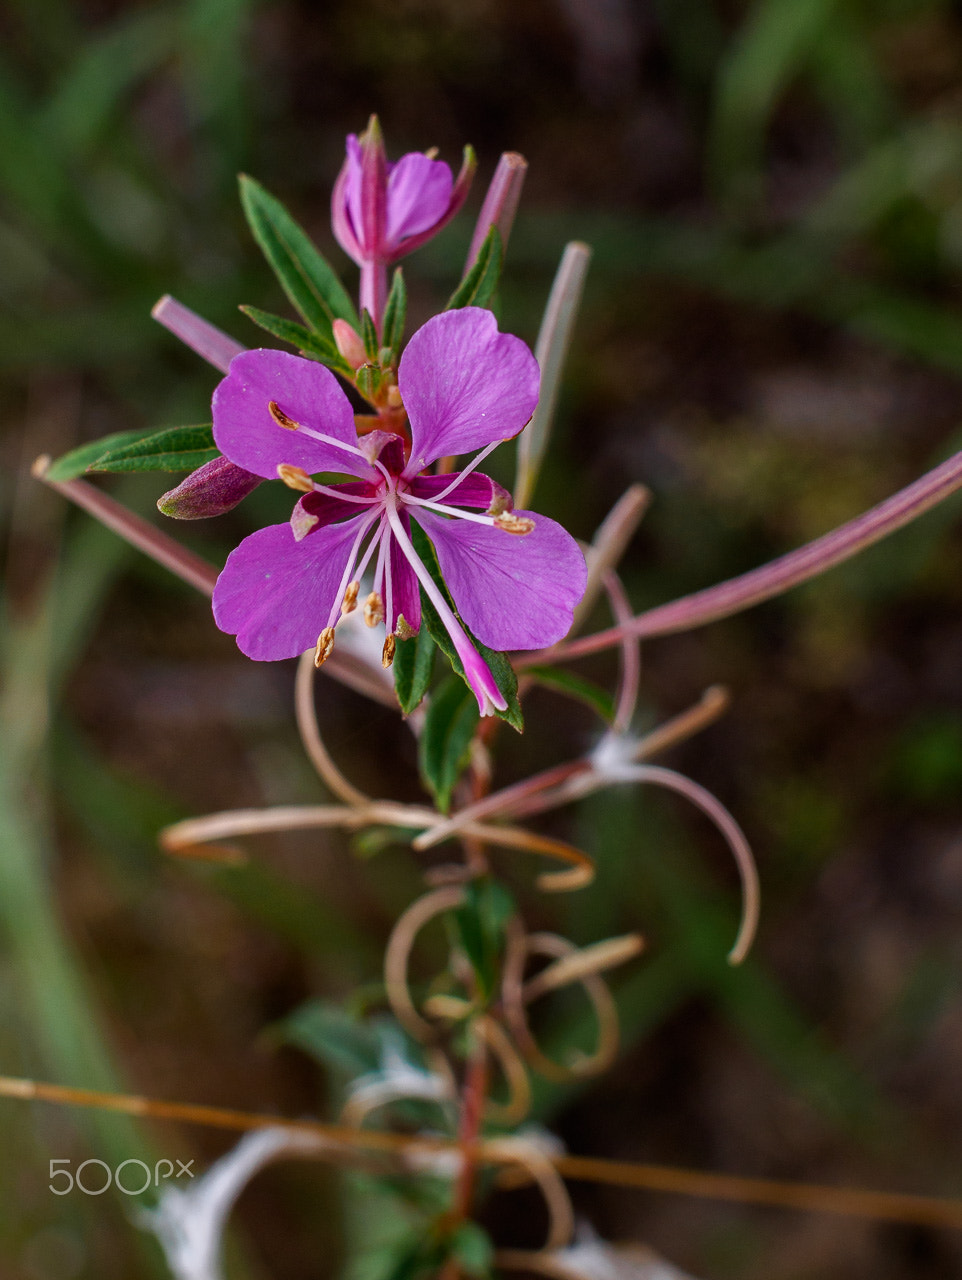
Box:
[494,512,536,535]
[395,614,415,641]
[277,464,314,493]
[341,581,360,615]
[268,401,300,430]
[314,627,336,668]
[381,634,396,668]
[364,592,384,627]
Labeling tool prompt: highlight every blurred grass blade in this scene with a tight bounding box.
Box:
[708,0,837,203]
[514,240,591,508]
[40,7,177,156]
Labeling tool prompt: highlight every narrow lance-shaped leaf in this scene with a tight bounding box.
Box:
[393,623,435,714]
[524,664,614,723]
[45,429,154,482]
[238,174,360,336]
[446,226,503,311]
[418,675,479,813]
[239,305,353,376]
[452,879,516,1002]
[47,425,217,479]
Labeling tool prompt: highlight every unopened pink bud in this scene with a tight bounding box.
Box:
[333,319,367,370]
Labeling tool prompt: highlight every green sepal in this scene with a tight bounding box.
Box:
[524,664,615,723]
[410,524,523,732]
[355,362,382,403]
[382,267,407,362]
[239,304,353,376]
[393,624,436,714]
[360,307,380,360]
[238,173,360,335]
[46,425,217,479]
[418,676,479,813]
[446,225,503,311]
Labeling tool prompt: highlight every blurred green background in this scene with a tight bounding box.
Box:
[5,0,962,1276]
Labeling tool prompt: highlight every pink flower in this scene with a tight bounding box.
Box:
[331,116,475,328]
[210,308,586,716]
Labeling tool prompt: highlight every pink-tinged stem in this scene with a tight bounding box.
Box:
[359,261,388,335]
[515,241,592,509]
[603,569,640,735]
[464,151,527,271]
[151,294,245,374]
[618,764,759,966]
[33,460,219,596]
[521,447,962,667]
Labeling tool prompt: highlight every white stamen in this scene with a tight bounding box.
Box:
[325,511,381,631]
[401,494,499,526]
[382,497,506,714]
[353,518,385,586]
[309,482,380,505]
[419,438,501,501]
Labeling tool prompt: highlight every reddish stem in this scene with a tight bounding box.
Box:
[519,445,962,667]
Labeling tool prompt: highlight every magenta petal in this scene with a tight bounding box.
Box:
[386,153,453,248]
[413,508,587,651]
[213,516,368,661]
[408,470,511,511]
[213,350,373,481]
[399,309,540,474]
[389,520,421,634]
[331,154,362,263]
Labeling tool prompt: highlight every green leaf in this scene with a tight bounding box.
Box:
[238,173,360,335]
[239,304,353,374]
[449,1223,494,1278]
[418,676,479,813]
[446,226,503,310]
[382,267,407,360]
[452,879,515,1002]
[45,429,154,481]
[276,999,383,1078]
[410,524,523,732]
[525,665,615,723]
[46,425,217,479]
[393,625,435,714]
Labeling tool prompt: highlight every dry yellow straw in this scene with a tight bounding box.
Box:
[3,1075,962,1230]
